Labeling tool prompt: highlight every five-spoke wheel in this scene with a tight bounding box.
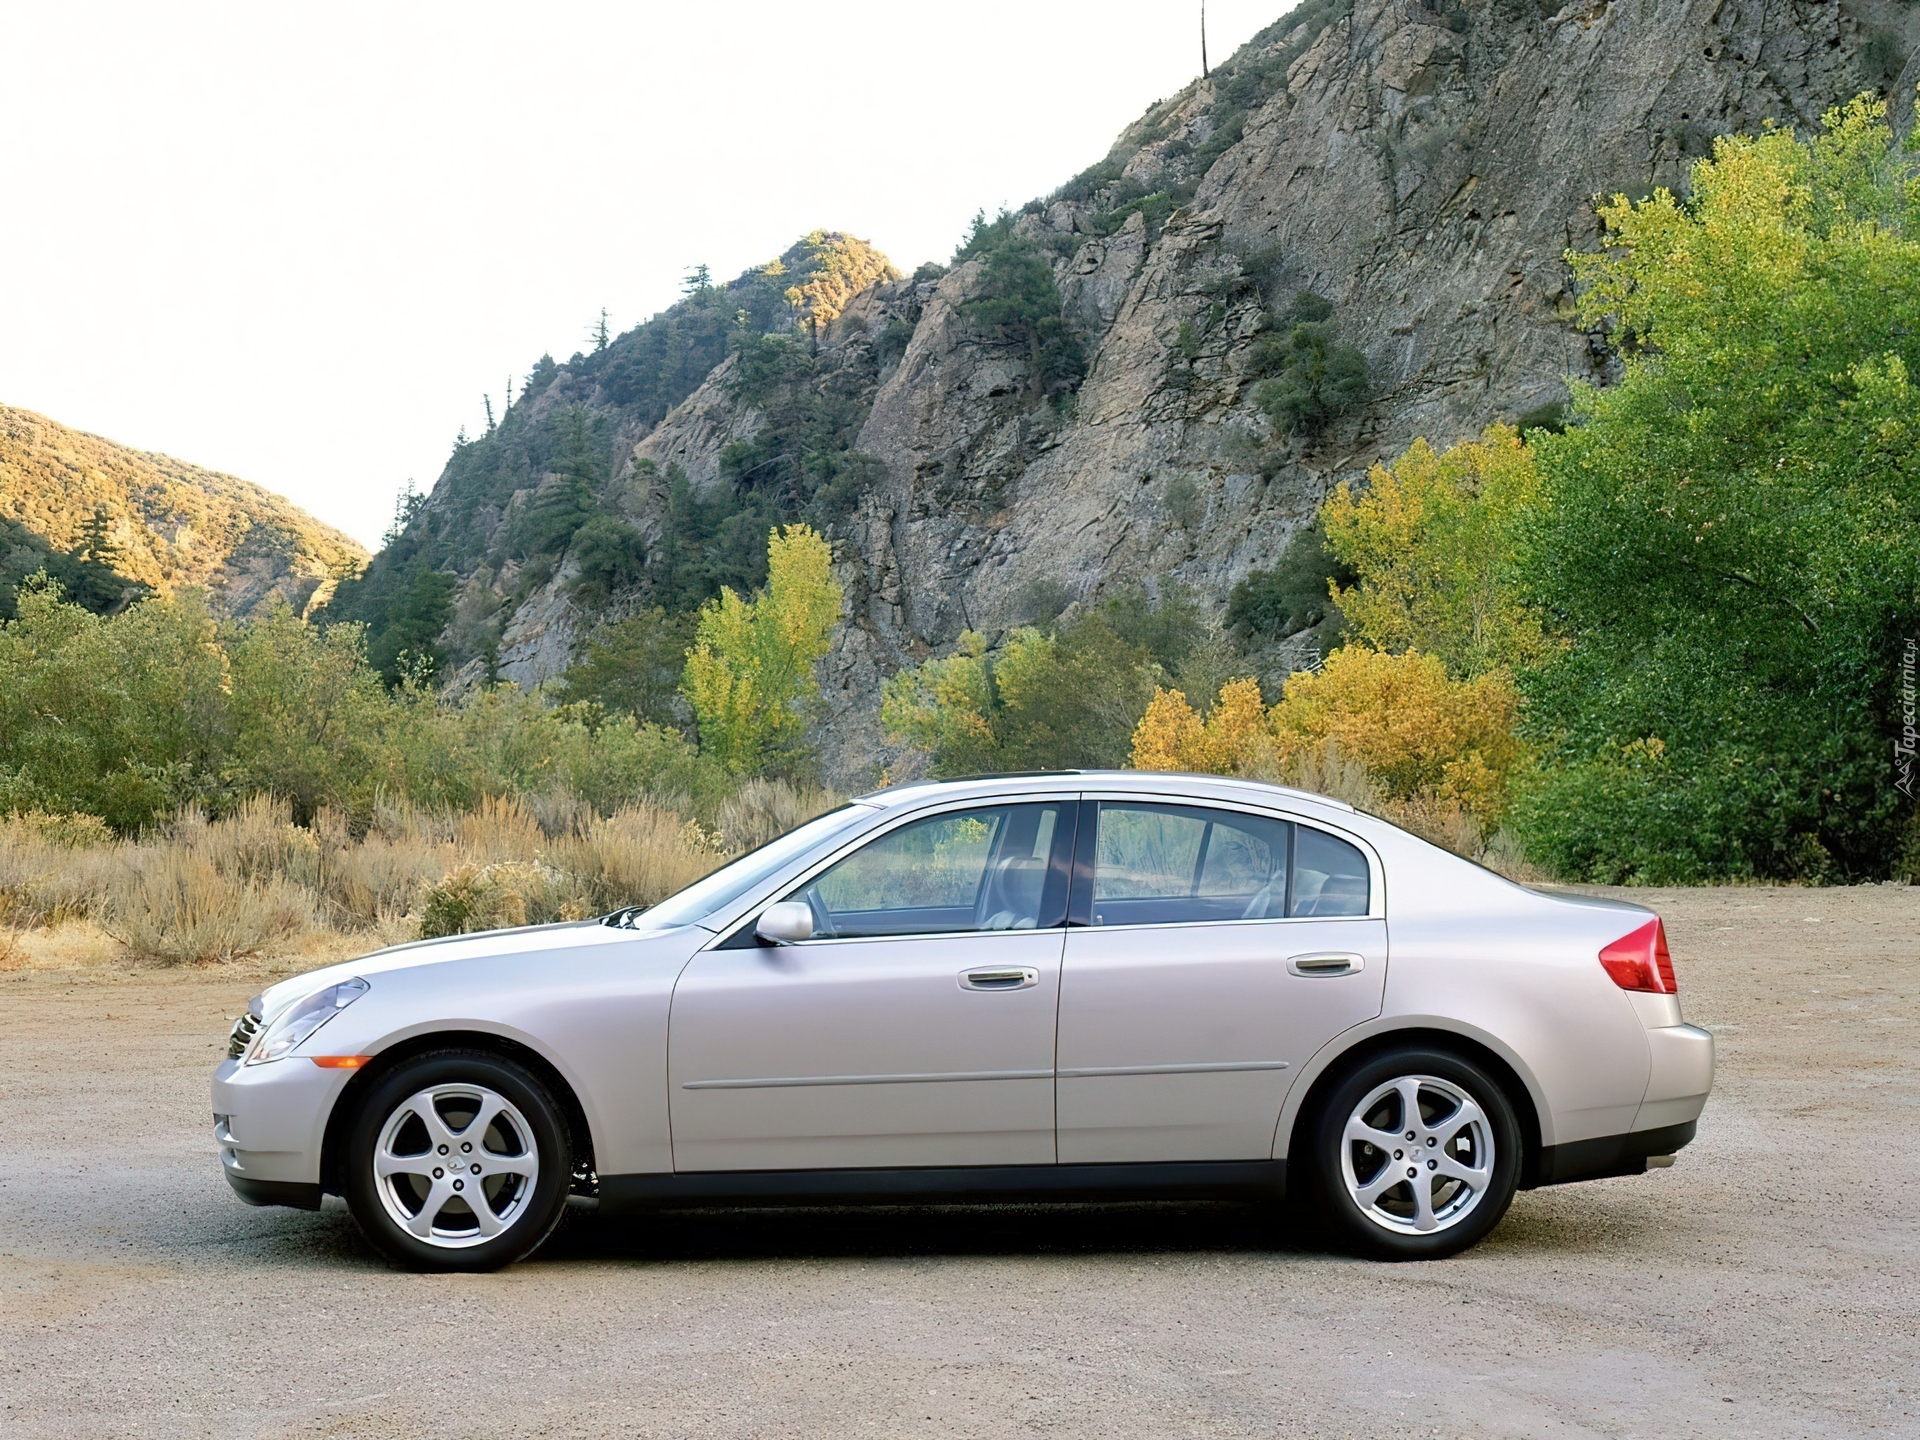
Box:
[345,1051,571,1271]
[1310,1047,1521,1259]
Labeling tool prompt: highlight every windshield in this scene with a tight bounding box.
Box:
[606,804,875,931]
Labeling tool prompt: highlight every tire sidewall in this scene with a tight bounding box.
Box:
[345,1050,572,1272]
[1310,1046,1522,1260]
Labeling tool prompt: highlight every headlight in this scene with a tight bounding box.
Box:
[245,977,369,1065]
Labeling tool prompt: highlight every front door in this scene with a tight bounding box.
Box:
[668,798,1075,1172]
[1056,800,1387,1163]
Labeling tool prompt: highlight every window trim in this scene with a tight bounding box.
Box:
[1068,794,1384,928]
[709,793,1082,949]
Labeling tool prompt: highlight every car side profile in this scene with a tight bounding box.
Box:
[211,772,1713,1269]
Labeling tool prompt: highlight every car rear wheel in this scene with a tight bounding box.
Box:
[344,1050,572,1272]
[1308,1046,1521,1260]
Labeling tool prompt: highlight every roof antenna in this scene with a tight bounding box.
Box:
[1201,0,1210,79]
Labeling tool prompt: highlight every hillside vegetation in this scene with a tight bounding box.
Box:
[323,231,897,684]
[0,405,365,618]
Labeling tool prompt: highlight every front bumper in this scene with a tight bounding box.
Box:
[211,1057,349,1206]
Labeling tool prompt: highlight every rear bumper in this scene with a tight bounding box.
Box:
[1525,1118,1697,1188]
[1634,1022,1714,1131]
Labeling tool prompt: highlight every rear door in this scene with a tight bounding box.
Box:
[668,797,1076,1172]
[1055,798,1386,1163]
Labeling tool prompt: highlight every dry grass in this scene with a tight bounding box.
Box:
[0,780,843,968]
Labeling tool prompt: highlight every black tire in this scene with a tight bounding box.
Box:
[344,1050,573,1272]
[1306,1046,1522,1260]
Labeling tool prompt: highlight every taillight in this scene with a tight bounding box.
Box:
[1599,918,1677,994]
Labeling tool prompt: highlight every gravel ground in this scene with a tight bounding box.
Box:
[0,884,1915,1439]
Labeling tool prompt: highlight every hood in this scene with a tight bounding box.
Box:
[253,917,695,1020]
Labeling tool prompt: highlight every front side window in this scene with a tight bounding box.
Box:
[790,802,1067,939]
[1084,803,1372,925]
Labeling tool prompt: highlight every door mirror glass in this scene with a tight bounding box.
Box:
[792,802,1068,939]
[755,900,817,944]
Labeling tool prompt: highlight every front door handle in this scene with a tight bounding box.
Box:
[960,967,1039,991]
[1288,952,1365,977]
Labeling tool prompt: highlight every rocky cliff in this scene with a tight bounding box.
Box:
[0,405,366,617]
[346,0,1915,786]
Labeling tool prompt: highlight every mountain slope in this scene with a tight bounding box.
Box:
[343,0,1914,782]
[0,405,366,617]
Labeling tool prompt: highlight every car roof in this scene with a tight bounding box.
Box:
[855,770,1356,814]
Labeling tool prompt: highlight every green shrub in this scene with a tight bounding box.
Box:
[957,215,1088,401]
[1226,521,1354,643]
[1248,292,1368,436]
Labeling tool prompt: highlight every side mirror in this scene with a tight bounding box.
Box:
[755,900,816,945]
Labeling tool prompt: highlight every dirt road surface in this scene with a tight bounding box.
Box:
[0,885,1915,1439]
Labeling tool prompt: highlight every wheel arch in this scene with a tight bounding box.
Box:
[319,1030,598,1197]
[1277,1022,1550,1189]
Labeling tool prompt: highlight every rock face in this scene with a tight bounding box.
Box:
[407,0,1914,782]
[0,404,366,616]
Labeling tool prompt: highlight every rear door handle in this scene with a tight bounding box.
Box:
[960,967,1039,991]
[1288,952,1365,977]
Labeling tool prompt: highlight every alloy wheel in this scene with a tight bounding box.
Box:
[372,1083,541,1249]
[1339,1073,1494,1235]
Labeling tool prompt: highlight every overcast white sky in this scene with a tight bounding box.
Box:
[2,1,1290,548]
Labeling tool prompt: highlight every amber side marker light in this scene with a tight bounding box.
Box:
[1598,918,1677,994]
[310,1056,371,1069]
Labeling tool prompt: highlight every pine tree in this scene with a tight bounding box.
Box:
[75,505,120,567]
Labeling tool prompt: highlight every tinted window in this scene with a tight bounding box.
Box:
[794,803,1065,939]
[1291,825,1370,917]
[1089,803,1289,926]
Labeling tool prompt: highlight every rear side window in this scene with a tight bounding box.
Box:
[1291,825,1370,917]
[1089,803,1289,925]
[1081,803,1371,925]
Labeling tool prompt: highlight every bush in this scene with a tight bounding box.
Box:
[546,805,729,916]
[1226,520,1354,643]
[417,861,579,938]
[103,848,312,964]
[714,778,842,852]
[1130,648,1526,829]
[881,588,1214,776]
[1249,292,1369,436]
[956,212,1087,401]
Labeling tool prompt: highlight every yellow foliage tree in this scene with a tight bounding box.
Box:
[681,525,842,774]
[1129,678,1270,774]
[1129,651,1524,827]
[1319,424,1549,678]
[1268,647,1523,823]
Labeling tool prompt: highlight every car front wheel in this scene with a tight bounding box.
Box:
[344,1050,572,1272]
[1308,1047,1522,1260]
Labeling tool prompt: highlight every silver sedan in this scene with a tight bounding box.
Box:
[212,772,1713,1270]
